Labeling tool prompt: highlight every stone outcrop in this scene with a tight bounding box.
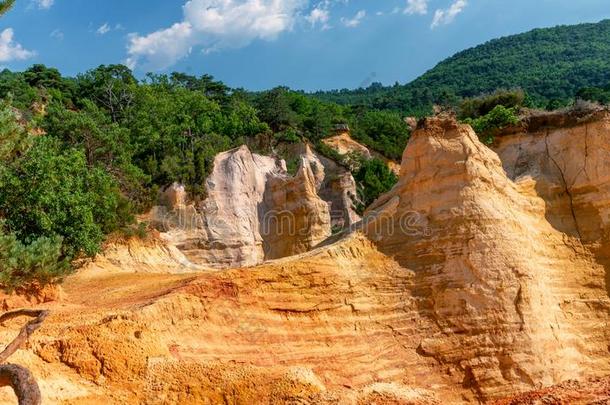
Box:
[277,142,361,229]
[322,131,372,158]
[363,114,610,400]
[8,112,610,404]
[323,131,401,175]
[262,154,331,259]
[493,109,610,249]
[186,145,284,268]
[153,145,335,269]
[85,234,203,274]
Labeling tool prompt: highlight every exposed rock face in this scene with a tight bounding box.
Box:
[262,154,331,259]
[86,234,203,274]
[364,115,610,400]
[154,145,333,268]
[278,142,361,229]
[323,131,372,158]
[493,110,610,248]
[323,131,401,175]
[158,183,186,209]
[10,113,610,404]
[187,145,284,268]
[12,233,450,404]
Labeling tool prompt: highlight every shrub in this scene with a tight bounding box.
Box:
[0,137,131,259]
[459,89,525,119]
[463,105,519,144]
[0,227,70,291]
[350,110,410,161]
[353,157,398,214]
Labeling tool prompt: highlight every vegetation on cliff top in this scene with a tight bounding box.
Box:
[314,20,610,113]
[0,65,407,287]
[3,18,610,288]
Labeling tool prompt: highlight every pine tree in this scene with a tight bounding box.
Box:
[0,0,15,16]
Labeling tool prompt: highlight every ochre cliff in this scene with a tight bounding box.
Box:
[364,114,610,400]
[323,131,402,175]
[262,153,331,259]
[150,143,358,270]
[151,145,334,269]
[2,111,610,404]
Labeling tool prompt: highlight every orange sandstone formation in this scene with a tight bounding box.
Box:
[3,112,610,404]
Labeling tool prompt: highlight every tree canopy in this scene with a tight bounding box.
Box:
[313,20,610,114]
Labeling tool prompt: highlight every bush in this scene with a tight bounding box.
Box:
[459,89,525,119]
[576,85,610,105]
[0,137,131,259]
[350,110,410,160]
[0,228,70,291]
[463,105,519,144]
[353,157,398,214]
[274,128,301,144]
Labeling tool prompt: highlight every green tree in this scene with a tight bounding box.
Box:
[0,0,15,16]
[351,110,410,160]
[463,105,520,144]
[43,99,148,206]
[75,65,138,122]
[0,137,130,258]
[353,157,398,214]
[256,87,298,132]
[0,227,69,290]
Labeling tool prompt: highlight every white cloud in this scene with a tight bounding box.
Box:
[341,9,365,28]
[34,0,54,9]
[97,23,111,35]
[127,0,307,70]
[125,22,194,70]
[431,0,467,28]
[50,29,64,40]
[404,0,428,15]
[0,29,35,63]
[306,6,330,29]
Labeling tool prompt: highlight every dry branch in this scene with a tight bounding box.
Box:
[0,309,49,405]
[0,364,41,405]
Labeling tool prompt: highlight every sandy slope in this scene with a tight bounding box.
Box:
[1,112,610,404]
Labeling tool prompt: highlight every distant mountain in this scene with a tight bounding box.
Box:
[314,20,610,113]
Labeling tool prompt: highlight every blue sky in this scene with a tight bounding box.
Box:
[1,0,609,91]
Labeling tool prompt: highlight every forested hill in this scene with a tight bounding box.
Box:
[314,19,610,113]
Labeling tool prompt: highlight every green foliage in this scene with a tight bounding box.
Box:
[314,20,610,113]
[315,141,352,170]
[285,158,300,176]
[120,221,149,240]
[0,136,131,258]
[0,100,31,161]
[73,65,137,121]
[576,85,610,105]
[0,0,15,16]
[459,89,526,119]
[353,157,398,214]
[126,81,237,196]
[256,87,299,133]
[463,105,520,144]
[0,70,40,109]
[255,87,346,143]
[0,227,70,291]
[0,99,133,288]
[43,99,148,207]
[350,110,410,160]
[275,128,301,144]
